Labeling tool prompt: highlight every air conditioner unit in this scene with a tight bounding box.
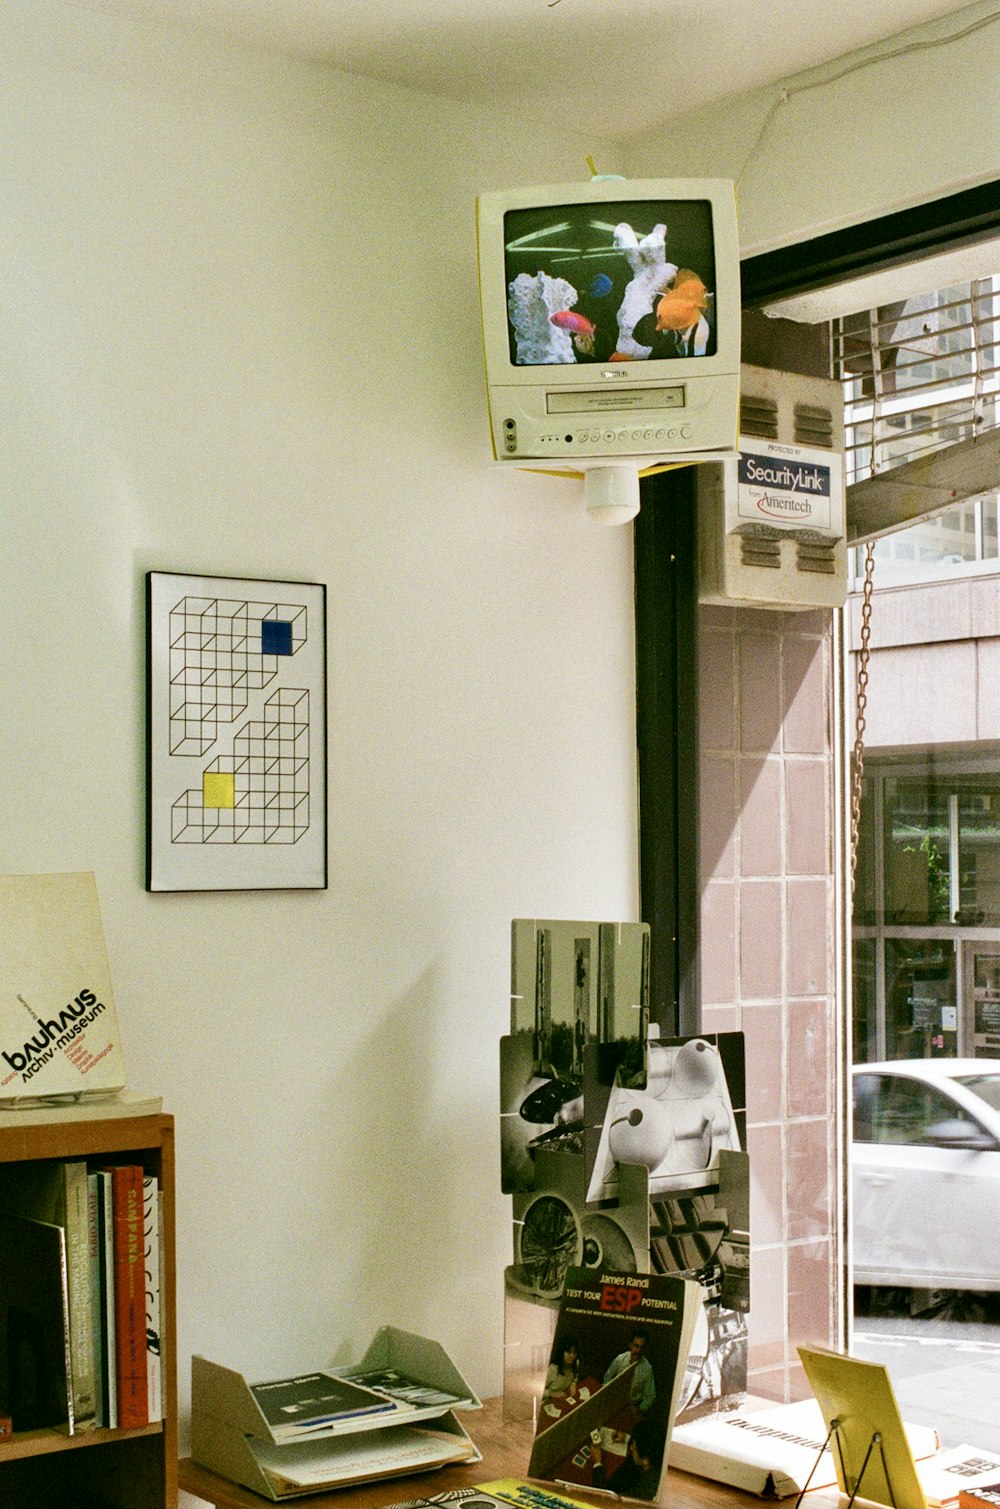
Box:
[697,363,847,610]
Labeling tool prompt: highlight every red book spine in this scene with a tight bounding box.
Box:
[106,1165,148,1429]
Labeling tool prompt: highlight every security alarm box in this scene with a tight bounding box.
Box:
[698,364,847,610]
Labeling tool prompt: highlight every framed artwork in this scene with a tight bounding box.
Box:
[146,571,327,892]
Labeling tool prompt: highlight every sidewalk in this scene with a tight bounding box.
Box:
[853,1314,1000,1455]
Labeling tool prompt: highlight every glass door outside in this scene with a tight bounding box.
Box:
[965,943,1000,1057]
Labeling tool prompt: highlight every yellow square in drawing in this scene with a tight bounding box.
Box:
[203,771,235,809]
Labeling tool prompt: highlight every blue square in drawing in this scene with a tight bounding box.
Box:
[262,619,293,656]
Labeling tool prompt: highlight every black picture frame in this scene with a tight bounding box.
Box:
[145,570,328,892]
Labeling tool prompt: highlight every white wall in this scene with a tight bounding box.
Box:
[0,0,639,1448]
[626,0,1000,254]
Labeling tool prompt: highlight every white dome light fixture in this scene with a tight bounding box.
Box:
[584,464,641,525]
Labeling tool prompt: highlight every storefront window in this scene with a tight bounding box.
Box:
[852,764,1000,1062]
[957,783,1000,925]
[972,950,1000,1054]
[884,938,958,1058]
[853,938,878,1064]
[849,495,1000,586]
[883,778,951,925]
[984,495,999,558]
[853,776,878,928]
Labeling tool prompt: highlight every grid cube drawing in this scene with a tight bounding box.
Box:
[171,689,310,845]
[168,595,308,757]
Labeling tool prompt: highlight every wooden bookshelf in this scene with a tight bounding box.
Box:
[0,1112,176,1509]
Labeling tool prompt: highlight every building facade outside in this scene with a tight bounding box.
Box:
[842,273,1000,1065]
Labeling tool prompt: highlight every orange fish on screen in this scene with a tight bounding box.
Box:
[549,309,596,355]
[654,269,708,333]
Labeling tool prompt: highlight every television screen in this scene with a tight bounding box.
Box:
[477,178,740,476]
[503,198,717,368]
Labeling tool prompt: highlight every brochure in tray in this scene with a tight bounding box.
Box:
[0,873,127,1103]
[250,1422,476,1496]
[249,1371,399,1438]
[191,1328,481,1502]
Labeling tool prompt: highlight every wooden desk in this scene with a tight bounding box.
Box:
[178,1396,783,1509]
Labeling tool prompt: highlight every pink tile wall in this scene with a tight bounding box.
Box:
[699,606,840,1401]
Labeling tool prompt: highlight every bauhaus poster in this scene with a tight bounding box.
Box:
[0,872,127,1102]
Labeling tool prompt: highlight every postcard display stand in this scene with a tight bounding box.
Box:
[192,1326,482,1502]
[0,1111,177,1509]
[500,919,750,1424]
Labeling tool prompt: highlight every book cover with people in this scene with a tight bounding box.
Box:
[527,1266,703,1501]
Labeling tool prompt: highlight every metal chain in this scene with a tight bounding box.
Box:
[849,542,876,898]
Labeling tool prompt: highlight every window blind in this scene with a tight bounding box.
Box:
[832,276,1000,487]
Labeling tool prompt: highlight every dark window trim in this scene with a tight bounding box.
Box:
[741,179,1000,308]
[634,469,700,1035]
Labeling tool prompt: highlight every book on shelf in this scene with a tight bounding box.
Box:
[142,1175,162,1423]
[94,1168,118,1427]
[526,1266,703,1503]
[0,1210,75,1433]
[669,1396,940,1498]
[1,1158,97,1430]
[249,1371,398,1439]
[0,1158,165,1443]
[62,1160,97,1430]
[104,1163,148,1429]
[86,1173,106,1427]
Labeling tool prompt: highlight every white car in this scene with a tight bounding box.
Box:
[852,1059,1000,1292]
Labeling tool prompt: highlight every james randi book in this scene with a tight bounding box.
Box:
[527,1266,702,1503]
